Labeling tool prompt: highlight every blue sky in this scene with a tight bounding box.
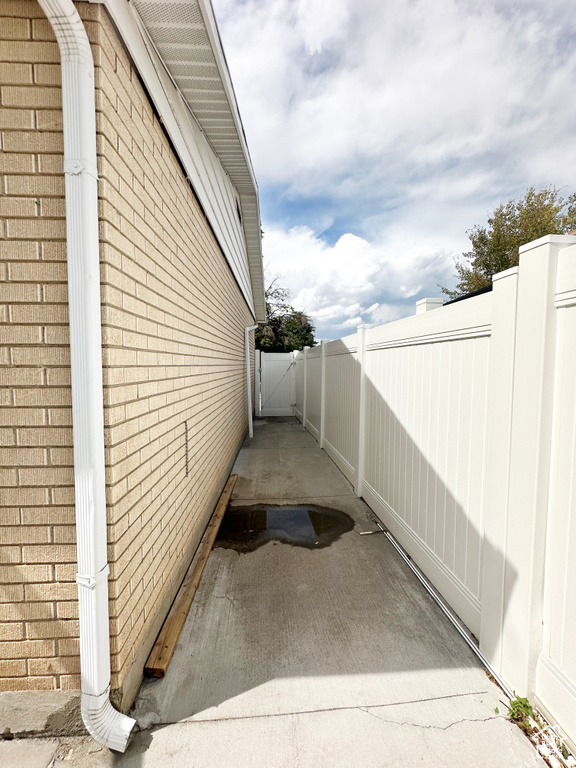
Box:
[212,0,576,340]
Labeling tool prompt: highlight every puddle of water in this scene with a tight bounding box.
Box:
[215,505,354,552]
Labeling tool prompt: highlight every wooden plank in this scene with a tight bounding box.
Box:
[144,474,238,678]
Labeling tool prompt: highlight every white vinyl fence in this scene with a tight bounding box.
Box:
[294,235,576,748]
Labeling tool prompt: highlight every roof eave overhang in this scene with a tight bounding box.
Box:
[93,0,266,322]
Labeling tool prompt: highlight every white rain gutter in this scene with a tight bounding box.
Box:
[37,0,135,752]
[245,325,258,437]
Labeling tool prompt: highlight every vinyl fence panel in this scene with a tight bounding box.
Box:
[304,347,322,440]
[361,298,491,636]
[323,335,360,486]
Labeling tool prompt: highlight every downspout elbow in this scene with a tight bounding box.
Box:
[81,690,136,754]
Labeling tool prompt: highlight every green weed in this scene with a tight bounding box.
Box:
[507,694,534,735]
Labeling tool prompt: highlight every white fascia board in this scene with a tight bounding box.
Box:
[99,0,263,319]
[239,192,266,322]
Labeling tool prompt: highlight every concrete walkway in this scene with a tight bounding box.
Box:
[1,418,545,767]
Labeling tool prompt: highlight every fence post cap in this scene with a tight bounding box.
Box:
[519,233,576,254]
[416,298,444,314]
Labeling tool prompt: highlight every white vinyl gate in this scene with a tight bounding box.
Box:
[256,351,295,417]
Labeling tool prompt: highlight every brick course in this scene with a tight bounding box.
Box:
[1,0,254,697]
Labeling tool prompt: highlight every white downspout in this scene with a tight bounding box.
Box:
[37,0,135,752]
[245,325,258,437]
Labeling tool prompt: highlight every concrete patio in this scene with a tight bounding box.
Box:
[0,417,545,767]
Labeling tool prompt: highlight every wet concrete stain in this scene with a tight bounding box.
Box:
[215,505,354,552]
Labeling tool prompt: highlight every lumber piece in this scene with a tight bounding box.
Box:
[144,474,238,678]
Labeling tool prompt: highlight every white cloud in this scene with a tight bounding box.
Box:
[296,0,351,55]
[262,227,456,339]
[215,0,576,195]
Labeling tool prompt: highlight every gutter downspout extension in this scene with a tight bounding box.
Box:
[37,0,135,752]
[245,325,258,437]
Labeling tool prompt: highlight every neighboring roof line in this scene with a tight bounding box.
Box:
[443,284,493,306]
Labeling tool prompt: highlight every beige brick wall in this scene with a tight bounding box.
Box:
[1,1,254,697]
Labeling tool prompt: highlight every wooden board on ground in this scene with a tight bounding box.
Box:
[144,473,238,678]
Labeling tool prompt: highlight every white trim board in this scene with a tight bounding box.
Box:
[323,438,357,486]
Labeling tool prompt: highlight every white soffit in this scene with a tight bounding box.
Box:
[105,0,265,320]
[131,0,255,187]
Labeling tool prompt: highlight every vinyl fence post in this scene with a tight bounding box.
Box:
[255,349,262,418]
[319,340,327,449]
[302,346,309,430]
[355,324,372,498]
[291,351,296,416]
[480,266,519,673]
[482,235,572,699]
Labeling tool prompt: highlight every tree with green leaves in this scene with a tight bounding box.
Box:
[256,279,316,352]
[441,186,576,299]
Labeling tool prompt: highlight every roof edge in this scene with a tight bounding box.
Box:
[196,0,259,195]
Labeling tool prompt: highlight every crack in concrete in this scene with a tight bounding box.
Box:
[234,494,354,502]
[359,706,500,732]
[142,690,489,729]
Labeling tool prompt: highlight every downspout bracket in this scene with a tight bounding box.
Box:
[76,564,110,590]
[64,159,99,180]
